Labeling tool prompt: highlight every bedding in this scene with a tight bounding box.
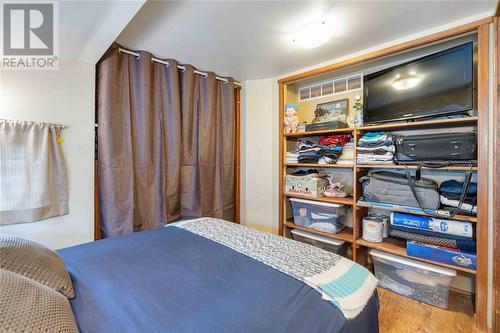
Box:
[0,269,78,333]
[0,233,75,298]
[174,218,378,319]
[59,219,379,333]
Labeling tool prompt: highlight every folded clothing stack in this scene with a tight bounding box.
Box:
[289,169,325,177]
[297,139,322,163]
[337,139,354,165]
[388,212,477,270]
[318,135,351,165]
[357,132,395,165]
[286,152,299,163]
[439,180,477,215]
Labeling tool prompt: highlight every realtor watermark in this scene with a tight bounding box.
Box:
[1,2,58,70]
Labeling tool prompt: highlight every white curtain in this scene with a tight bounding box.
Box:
[0,120,68,224]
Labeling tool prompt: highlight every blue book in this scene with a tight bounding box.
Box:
[406,241,477,270]
[391,212,473,238]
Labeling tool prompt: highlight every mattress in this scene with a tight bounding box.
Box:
[58,226,379,333]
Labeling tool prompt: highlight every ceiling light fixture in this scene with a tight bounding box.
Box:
[392,74,421,90]
[292,20,335,49]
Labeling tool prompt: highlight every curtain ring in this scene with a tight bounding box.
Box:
[151,58,169,67]
[203,73,208,78]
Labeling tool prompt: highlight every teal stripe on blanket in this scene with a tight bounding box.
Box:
[319,264,370,299]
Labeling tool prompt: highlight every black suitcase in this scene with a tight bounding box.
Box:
[394,132,477,165]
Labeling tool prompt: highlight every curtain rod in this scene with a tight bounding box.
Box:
[0,119,66,129]
[118,47,242,87]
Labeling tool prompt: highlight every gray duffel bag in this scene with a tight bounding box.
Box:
[359,171,440,210]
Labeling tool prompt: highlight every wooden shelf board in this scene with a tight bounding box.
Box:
[285,219,354,243]
[356,237,476,274]
[284,127,354,138]
[285,193,354,205]
[355,201,477,223]
[285,163,353,168]
[283,118,477,139]
[356,164,477,171]
[357,116,478,132]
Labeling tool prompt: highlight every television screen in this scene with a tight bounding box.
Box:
[363,42,473,124]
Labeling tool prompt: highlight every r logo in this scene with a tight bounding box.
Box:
[3,3,53,56]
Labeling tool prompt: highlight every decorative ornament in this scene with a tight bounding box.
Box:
[284,103,300,133]
[352,94,364,128]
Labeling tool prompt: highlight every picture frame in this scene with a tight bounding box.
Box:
[312,98,349,123]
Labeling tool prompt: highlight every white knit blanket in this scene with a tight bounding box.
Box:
[170,218,378,319]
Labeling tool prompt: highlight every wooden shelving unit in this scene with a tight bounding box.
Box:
[356,164,477,171]
[284,193,354,205]
[284,219,354,243]
[355,201,478,223]
[284,127,353,138]
[357,116,478,131]
[355,237,476,274]
[278,19,490,331]
[285,163,353,168]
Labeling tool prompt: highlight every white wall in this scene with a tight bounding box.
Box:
[0,60,95,250]
[240,79,279,234]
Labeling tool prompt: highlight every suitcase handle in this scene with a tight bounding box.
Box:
[405,163,475,218]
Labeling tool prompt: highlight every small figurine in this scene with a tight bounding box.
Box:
[312,108,322,123]
[284,103,299,133]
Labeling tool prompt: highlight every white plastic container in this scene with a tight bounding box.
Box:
[370,249,456,309]
[291,229,348,257]
[290,198,346,234]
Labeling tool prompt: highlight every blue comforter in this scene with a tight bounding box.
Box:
[58,226,379,333]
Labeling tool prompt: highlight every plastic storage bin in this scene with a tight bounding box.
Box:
[290,198,345,234]
[370,249,456,309]
[291,229,348,257]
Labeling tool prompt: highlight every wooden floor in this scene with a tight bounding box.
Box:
[378,288,480,333]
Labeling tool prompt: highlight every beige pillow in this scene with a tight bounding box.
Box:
[0,234,75,298]
[0,269,79,333]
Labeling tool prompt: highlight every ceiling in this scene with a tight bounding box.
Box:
[117,1,497,81]
[59,0,145,63]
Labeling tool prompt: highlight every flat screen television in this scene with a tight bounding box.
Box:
[363,42,474,124]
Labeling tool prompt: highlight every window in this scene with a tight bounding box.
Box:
[298,74,363,101]
[0,120,68,225]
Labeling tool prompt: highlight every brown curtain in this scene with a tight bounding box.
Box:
[180,66,235,220]
[97,45,235,237]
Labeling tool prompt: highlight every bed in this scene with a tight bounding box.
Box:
[58,218,380,333]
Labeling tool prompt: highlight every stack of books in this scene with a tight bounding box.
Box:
[389,212,477,270]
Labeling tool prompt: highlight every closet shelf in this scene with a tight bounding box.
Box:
[282,117,478,139]
[355,201,477,223]
[356,116,478,132]
[284,127,353,138]
[284,219,354,243]
[356,237,476,274]
[285,163,353,168]
[285,193,354,205]
[356,164,477,171]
